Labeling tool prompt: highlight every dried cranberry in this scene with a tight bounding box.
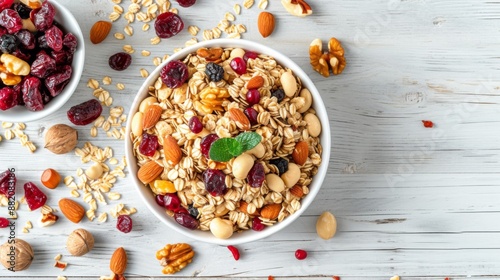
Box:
[160,60,188,89]
[51,50,70,65]
[139,133,159,157]
[176,207,188,214]
[247,162,265,188]
[63,33,77,54]
[295,249,307,260]
[31,51,56,78]
[163,193,181,211]
[45,25,63,51]
[117,214,133,233]
[22,76,44,111]
[200,134,219,158]
[252,216,265,231]
[230,57,247,75]
[227,245,240,260]
[0,33,18,53]
[243,51,259,61]
[205,62,224,82]
[12,3,30,19]
[0,9,22,34]
[0,87,18,110]
[11,48,29,61]
[41,88,52,104]
[244,107,258,125]
[155,194,165,207]
[246,89,260,105]
[0,169,16,198]
[31,1,55,31]
[108,52,132,71]
[154,12,184,38]
[269,158,288,175]
[271,88,285,102]
[187,204,199,218]
[14,29,34,49]
[45,65,72,97]
[174,212,199,230]
[0,26,6,36]
[0,0,13,12]
[24,182,47,211]
[0,217,8,228]
[67,99,103,125]
[188,116,203,134]
[176,0,196,7]
[203,169,227,197]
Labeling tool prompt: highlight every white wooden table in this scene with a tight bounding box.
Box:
[1,0,500,279]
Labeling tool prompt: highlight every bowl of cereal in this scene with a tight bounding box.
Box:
[0,0,85,122]
[125,39,330,245]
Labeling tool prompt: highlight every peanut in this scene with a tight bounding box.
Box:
[265,173,285,193]
[232,153,254,179]
[281,163,300,188]
[131,111,144,137]
[304,113,321,137]
[298,88,312,113]
[247,142,265,158]
[280,71,297,97]
[85,164,104,180]
[139,96,159,112]
[209,218,233,239]
[230,48,245,59]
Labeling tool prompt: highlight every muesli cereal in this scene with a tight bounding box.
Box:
[131,47,322,238]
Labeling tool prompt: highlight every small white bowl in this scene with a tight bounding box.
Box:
[125,39,331,245]
[0,0,85,123]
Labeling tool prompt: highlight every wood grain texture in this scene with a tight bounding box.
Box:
[1,0,500,278]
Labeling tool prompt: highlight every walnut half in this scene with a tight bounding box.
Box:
[156,243,195,274]
[309,37,347,77]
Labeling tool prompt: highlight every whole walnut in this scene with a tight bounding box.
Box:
[67,228,94,256]
[0,238,34,272]
[44,124,78,154]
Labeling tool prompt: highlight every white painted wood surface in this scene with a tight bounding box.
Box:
[2,0,500,278]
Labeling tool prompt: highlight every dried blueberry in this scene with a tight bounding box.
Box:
[188,204,199,218]
[269,157,288,175]
[271,88,285,103]
[12,3,31,19]
[0,34,18,53]
[205,62,224,82]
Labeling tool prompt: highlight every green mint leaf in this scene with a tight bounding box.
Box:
[209,138,243,162]
[235,132,262,152]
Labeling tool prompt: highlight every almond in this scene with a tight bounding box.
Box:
[260,203,281,220]
[142,104,163,130]
[292,141,309,165]
[137,160,163,184]
[258,11,275,38]
[89,21,112,44]
[238,201,249,214]
[58,198,85,223]
[246,75,264,90]
[110,247,127,275]
[228,108,250,131]
[163,136,182,166]
[289,185,304,198]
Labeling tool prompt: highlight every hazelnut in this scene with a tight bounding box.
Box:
[66,228,94,256]
[44,124,79,154]
[0,238,34,271]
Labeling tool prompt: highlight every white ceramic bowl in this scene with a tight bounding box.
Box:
[0,0,85,123]
[125,39,331,245]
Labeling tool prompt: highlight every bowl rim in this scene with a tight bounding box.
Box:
[125,39,331,245]
[0,0,85,123]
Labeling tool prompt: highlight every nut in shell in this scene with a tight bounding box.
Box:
[44,124,79,154]
[0,239,34,271]
[67,228,94,256]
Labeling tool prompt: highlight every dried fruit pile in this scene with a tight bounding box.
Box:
[0,0,77,111]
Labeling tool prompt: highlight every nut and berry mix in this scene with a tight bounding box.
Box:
[131,46,323,239]
[0,0,77,111]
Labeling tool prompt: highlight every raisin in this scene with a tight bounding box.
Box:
[12,3,30,19]
[31,1,55,31]
[160,60,188,89]
[31,51,56,78]
[14,29,34,49]
[22,76,44,111]
[200,134,219,158]
[108,52,132,71]
[155,12,184,38]
[247,162,265,188]
[176,0,196,7]
[138,133,159,157]
[205,62,224,82]
[203,169,227,197]
[0,33,18,53]
[45,65,72,97]
[188,116,203,133]
[117,215,133,233]
[0,9,22,34]
[67,99,103,125]
[0,0,13,12]
[0,169,16,198]
[45,25,63,51]
[24,182,47,211]
[174,212,199,230]
[269,157,288,175]
[0,87,18,110]
[187,204,199,218]
[271,88,285,102]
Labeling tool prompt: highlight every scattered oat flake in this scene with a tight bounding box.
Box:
[233,4,241,15]
[151,36,161,45]
[116,83,126,90]
[243,0,254,9]
[390,276,400,280]
[114,32,125,40]
[422,120,434,128]
[258,0,268,10]
[188,25,199,36]
[141,50,151,56]
[54,254,62,261]
[57,276,67,280]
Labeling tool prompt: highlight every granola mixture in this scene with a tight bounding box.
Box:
[131,47,322,237]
